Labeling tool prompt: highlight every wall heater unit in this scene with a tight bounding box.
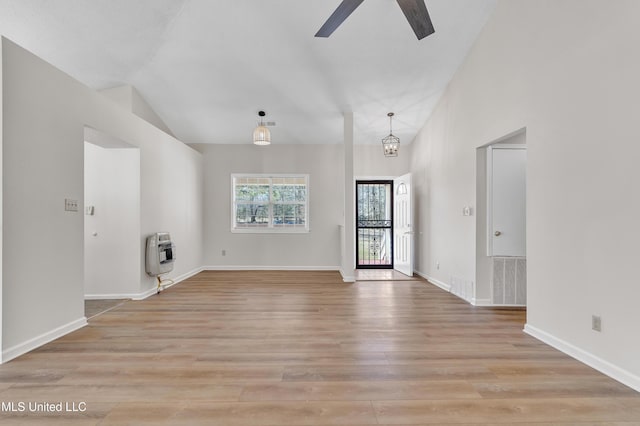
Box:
[146,232,175,277]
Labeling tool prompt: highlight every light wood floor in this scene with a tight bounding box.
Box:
[1,271,638,425]
[84,299,128,319]
[355,269,418,281]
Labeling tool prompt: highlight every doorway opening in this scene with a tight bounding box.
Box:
[356,181,393,269]
[475,129,527,306]
[84,127,140,318]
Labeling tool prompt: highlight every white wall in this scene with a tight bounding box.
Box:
[342,114,355,281]
[100,85,175,137]
[410,0,640,389]
[1,38,203,361]
[84,142,140,298]
[475,147,490,301]
[192,143,342,269]
[99,86,132,111]
[0,41,4,363]
[354,144,409,178]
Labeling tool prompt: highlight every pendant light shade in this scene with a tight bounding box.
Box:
[253,111,271,145]
[382,112,400,157]
[253,125,271,146]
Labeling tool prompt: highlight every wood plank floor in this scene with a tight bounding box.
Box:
[85,299,128,319]
[1,271,638,425]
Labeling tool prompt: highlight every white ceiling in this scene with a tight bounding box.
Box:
[0,0,496,145]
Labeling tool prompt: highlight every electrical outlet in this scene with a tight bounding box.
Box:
[65,199,78,212]
[221,250,226,256]
[592,315,602,332]
[436,262,440,270]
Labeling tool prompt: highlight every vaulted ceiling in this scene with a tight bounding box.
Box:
[0,0,496,145]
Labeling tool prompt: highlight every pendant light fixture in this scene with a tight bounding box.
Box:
[253,111,271,146]
[381,112,400,157]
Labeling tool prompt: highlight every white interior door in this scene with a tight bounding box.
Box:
[394,173,413,276]
[489,147,526,256]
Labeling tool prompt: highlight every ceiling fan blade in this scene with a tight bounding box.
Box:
[396,0,435,40]
[315,0,365,38]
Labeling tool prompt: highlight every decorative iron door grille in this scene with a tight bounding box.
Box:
[356,181,393,269]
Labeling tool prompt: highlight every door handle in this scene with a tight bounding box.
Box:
[494,231,502,236]
[404,231,414,235]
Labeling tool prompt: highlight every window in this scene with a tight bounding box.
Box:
[231,174,309,233]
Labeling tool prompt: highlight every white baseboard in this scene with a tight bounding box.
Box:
[524,323,640,392]
[416,271,521,308]
[414,269,429,280]
[84,267,205,301]
[340,269,355,283]
[204,265,347,281]
[203,265,340,271]
[471,298,492,306]
[133,266,204,300]
[85,294,133,300]
[172,266,205,282]
[132,287,159,301]
[415,270,451,292]
[87,266,342,301]
[2,317,87,363]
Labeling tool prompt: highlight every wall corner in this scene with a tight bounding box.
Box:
[0,37,5,363]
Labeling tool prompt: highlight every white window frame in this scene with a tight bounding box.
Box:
[231,173,310,233]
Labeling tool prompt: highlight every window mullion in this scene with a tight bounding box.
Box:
[268,178,274,228]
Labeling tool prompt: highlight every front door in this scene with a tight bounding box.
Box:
[393,173,413,277]
[356,181,393,269]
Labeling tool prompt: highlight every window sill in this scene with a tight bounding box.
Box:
[231,228,310,234]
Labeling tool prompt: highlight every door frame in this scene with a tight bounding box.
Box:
[355,179,394,269]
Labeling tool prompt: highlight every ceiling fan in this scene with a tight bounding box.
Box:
[315,0,435,40]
